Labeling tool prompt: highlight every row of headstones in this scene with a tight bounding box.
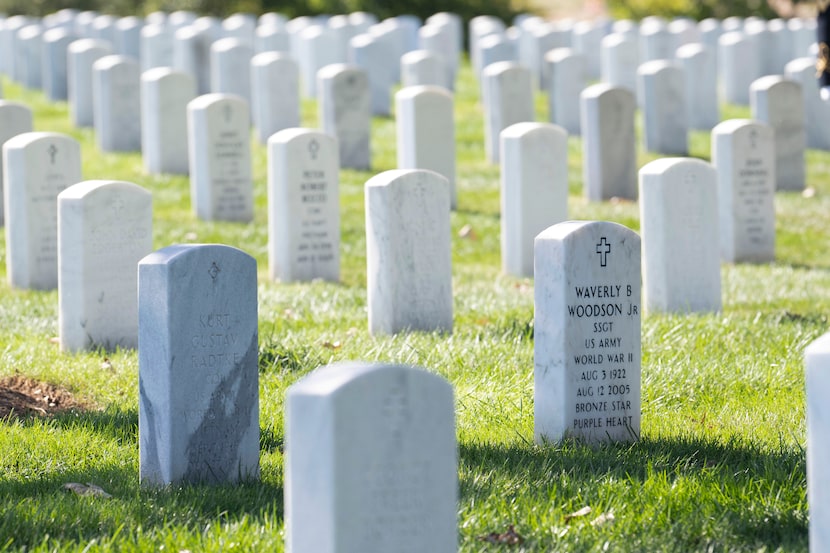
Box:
[1,9,462,114]
[484,67,806,194]
[471,12,817,102]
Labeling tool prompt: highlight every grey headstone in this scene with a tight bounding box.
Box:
[285,362,457,553]
[267,128,340,282]
[365,169,452,335]
[639,157,721,313]
[500,122,568,278]
[534,220,641,444]
[4,132,82,290]
[139,243,259,486]
[187,94,253,222]
[58,180,152,351]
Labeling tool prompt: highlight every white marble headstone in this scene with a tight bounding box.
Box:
[500,122,568,278]
[639,157,722,313]
[267,128,340,283]
[719,31,756,106]
[250,52,300,145]
[581,84,637,201]
[318,64,371,171]
[365,170,452,335]
[187,94,253,222]
[67,38,112,128]
[138,244,259,486]
[545,48,586,136]
[210,38,253,109]
[349,32,396,117]
[141,68,196,175]
[481,61,534,164]
[676,43,719,131]
[806,332,830,553]
[140,23,174,71]
[42,27,77,101]
[534,220,641,444]
[638,60,688,155]
[711,119,775,263]
[600,33,639,97]
[92,55,141,152]
[285,362,457,553]
[750,76,805,191]
[58,180,152,352]
[4,133,82,290]
[395,86,456,208]
[0,101,33,227]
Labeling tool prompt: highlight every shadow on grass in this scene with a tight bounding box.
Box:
[459,434,806,549]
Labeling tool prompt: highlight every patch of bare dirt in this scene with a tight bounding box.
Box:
[0,375,90,420]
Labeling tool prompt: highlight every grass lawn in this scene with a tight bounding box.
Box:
[0,56,822,551]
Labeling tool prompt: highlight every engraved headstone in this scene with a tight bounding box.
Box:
[482,61,534,164]
[581,84,637,201]
[711,120,775,263]
[318,64,371,170]
[138,244,259,486]
[676,43,720,131]
[141,68,196,175]
[58,180,152,352]
[267,128,340,282]
[545,48,586,136]
[92,55,141,152]
[501,122,568,278]
[187,94,253,222]
[395,86,456,208]
[750,76,806,191]
[534,220,641,444]
[4,133,82,290]
[67,38,112,128]
[365,170,452,335]
[639,157,721,313]
[639,60,688,155]
[251,52,300,144]
[0,101,33,227]
[285,362,457,553]
[806,332,830,553]
[210,38,253,109]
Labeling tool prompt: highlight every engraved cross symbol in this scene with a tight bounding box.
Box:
[48,144,57,164]
[596,237,611,268]
[223,103,232,123]
[208,262,220,280]
[308,139,319,160]
[750,128,758,149]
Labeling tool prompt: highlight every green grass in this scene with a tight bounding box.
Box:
[0,57,823,551]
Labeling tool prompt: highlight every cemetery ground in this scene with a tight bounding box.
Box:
[0,59,823,551]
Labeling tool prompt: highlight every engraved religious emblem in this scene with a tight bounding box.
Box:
[48,144,57,164]
[749,128,758,149]
[308,138,319,160]
[596,237,611,267]
[208,262,221,280]
[223,103,232,123]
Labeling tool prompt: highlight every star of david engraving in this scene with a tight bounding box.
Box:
[596,237,611,267]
